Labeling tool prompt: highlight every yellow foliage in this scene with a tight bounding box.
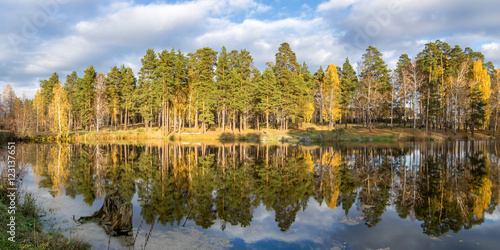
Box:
[319,151,341,168]
[317,151,342,209]
[33,89,44,131]
[303,151,315,172]
[49,83,70,134]
[472,60,492,126]
[323,64,342,122]
[301,102,315,123]
[472,176,492,219]
[47,144,69,196]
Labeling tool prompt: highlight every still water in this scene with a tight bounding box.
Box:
[3,141,500,249]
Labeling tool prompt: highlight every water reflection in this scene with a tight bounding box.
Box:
[16,141,500,238]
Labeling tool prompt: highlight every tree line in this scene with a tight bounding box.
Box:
[3,40,499,137]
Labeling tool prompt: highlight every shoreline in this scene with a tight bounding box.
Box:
[11,125,497,144]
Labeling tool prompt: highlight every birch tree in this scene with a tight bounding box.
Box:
[49,82,69,135]
[94,73,108,132]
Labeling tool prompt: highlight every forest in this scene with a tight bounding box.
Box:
[2,40,499,138]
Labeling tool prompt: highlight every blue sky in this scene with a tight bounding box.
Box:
[1,0,499,98]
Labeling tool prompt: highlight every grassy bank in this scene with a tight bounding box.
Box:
[0,181,89,249]
[16,123,497,144]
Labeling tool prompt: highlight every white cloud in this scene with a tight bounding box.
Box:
[484,205,500,221]
[193,17,347,69]
[481,42,500,65]
[2,0,500,98]
[211,198,346,244]
[317,0,362,11]
[24,36,100,75]
[75,2,207,45]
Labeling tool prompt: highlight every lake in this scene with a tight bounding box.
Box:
[2,141,500,249]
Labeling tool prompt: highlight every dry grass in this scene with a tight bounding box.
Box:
[20,122,498,144]
[0,171,89,249]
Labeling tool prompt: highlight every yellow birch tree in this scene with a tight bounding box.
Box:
[49,82,69,134]
[33,89,44,133]
[472,60,492,128]
[323,64,342,128]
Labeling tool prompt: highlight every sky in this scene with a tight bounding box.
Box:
[1,0,499,98]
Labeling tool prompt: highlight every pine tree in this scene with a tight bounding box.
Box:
[106,66,122,130]
[273,42,300,130]
[235,49,254,131]
[297,62,315,126]
[156,48,176,134]
[215,46,231,133]
[192,47,218,133]
[40,72,59,130]
[418,42,445,135]
[172,50,187,134]
[314,66,325,124]
[120,66,136,130]
[256,68,280,133]
[64,71,78,130]
[136,49,157,131]
[359,46,390,130]
[469,84,487,137]
[41,72,59,107]
[340,58,358,127]
[76,66,96,130]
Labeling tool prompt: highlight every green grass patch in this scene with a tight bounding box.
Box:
[0,188,89,249]
[370,134,396,142]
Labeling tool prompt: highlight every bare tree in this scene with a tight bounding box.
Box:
[494,69,500,136]
[449,61,470,135]
[405,59,424,133]
[94,73,109,132]
[2,85,15,130]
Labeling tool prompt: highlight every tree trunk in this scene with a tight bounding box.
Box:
[494,107,498,137]
[194,110,198,130]
[232,111,236,133]
[471,120,475,138]
[344,109,348,128]
[222,104,226,133]
[266,113,269,134]
[239,113,242,132]
[426,89,429,136]
[178,108,182,135]
[124,106,128,131]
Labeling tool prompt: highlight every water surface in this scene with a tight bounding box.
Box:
[3,141,500,249]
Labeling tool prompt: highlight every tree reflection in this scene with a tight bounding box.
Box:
[20,140,500,235]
